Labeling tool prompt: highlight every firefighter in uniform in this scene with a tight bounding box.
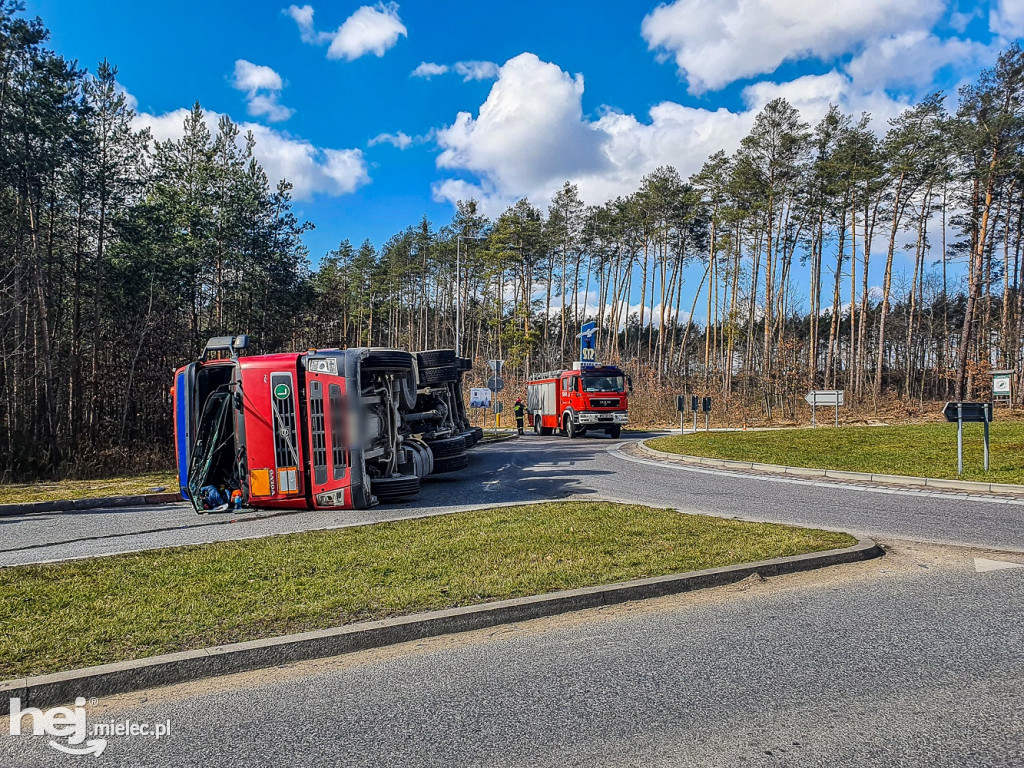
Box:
[513,398,526,436]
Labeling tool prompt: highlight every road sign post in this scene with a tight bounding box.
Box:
[805,390,844,428]
[942,402,993,476]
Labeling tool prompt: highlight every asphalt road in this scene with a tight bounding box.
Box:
[2,433,1023,565]
[4,540,1023,767]
[3,434,1024,766]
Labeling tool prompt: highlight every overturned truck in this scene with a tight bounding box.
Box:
[172,336,482,513]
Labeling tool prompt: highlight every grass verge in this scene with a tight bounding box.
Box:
[0,501,853,679]
[648,422,1024,484]
[0,472,178,506]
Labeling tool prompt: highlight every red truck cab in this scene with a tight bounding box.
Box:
[526,365,630,438]
[172,337,420,513]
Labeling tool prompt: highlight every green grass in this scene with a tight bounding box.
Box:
[0,472,178,505]
[649,422,1024,484]
[0,501,853,679]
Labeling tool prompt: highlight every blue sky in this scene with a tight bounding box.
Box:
[26,0,1023,268]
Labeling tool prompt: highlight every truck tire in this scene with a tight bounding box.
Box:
[459,429,477,448]
[608,425,621,439]
[416,349,457,368]
[564,414,578,439]
[471,426,484,442]
[431,453,469,474]
[459,357,473,371]
[363,349,415,372]
[426,434,467,458]
[371,474,420,502]
[419,365,459,386]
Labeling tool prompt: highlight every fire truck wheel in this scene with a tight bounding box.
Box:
[472,426,484,442]
[416,349,457,368]
[608,426,621,439]
[419,365,459,386]
[533,417,541,434]
[426,434,467,457]
[372,474,421,502]
[431,453,470,474]
[363,349,415,372]
[564,414,578,439]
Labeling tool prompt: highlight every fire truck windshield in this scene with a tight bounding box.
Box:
[581,375,625,393]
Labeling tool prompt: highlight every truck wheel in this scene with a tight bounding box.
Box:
[533,417,541,435]
[471,426,484,442]
[419,365,459,386]
[363,349,414,372]
[564,414,577,439]
[416,349,457,368]
[426,434,467,458]
[608,426,621,439]
[396,368,418,410]
[431,453,469,474]
[372,474,420,502]
[459,429,477,448]
[459,357,473,371]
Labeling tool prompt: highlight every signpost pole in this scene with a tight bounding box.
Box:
[693,410,697,432]
[811,402,816,428]
[835,402,839,429]
[705,411,709,431]
[957,403,963,476]
[680,411,683,435]
[984,411,990,472]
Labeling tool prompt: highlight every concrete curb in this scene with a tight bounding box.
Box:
[0,537,880,712]
[637,440,1024,496]
[0,492,181,518]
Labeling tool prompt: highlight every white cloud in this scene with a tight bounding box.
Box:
[288,2,407,61]
[412,60,499,82]
[991,0,1024,38]
[231,60,294,123]
[844,31,995,91]
[369,131,413,149]
[328,3,407,61]
[285,4,326,44]
[453,61,500,82]
[741,71,910,126]
[411,61,449,78]
[232,60,284,93]
[136,107,369,199]
[641,0,945,92]
[432,53,751,214]
[435,53,607,211]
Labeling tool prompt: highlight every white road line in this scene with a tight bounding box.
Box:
[608,443,1024,508]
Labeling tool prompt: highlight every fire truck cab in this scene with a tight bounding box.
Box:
[526,365,630,439]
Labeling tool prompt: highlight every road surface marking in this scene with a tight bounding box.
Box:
[974,557,1024,573]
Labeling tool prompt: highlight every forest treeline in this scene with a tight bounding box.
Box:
[2,1,1024,479]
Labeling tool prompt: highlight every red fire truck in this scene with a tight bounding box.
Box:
[526,365,630,438]
[172,336,480,513]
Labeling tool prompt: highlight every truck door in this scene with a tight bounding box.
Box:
[305,370,350,507]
